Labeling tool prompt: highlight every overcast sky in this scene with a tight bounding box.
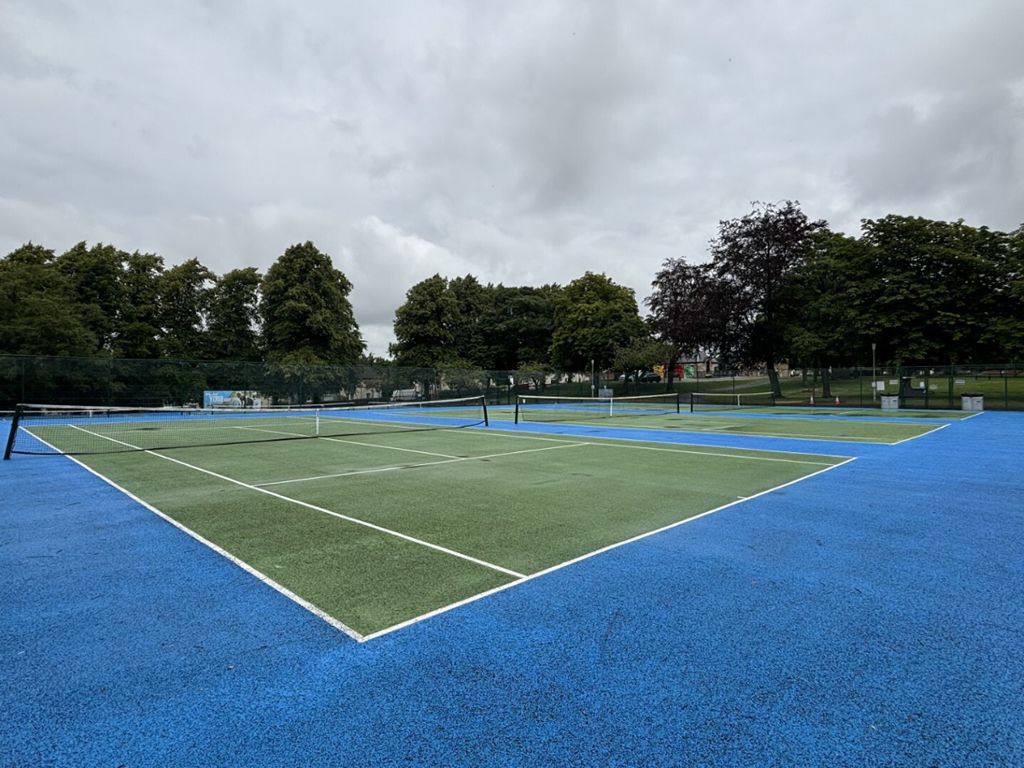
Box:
[2,1,1022,355]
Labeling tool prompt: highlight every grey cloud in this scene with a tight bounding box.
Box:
[1,0,1022,356]
[847,87,1024,226]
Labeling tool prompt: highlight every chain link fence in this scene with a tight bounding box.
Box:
[2,355,1021,411]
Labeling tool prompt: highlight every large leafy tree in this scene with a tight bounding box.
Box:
[612,336,674,375]
[392,277,562,370]
[448,275,488,367]
[711,201,825,393]
[481,285,561,370]
[261,241,363,364]
[115,252,165,358]
[159,258,214,360]
[0,243,96,355]
[390,274,460,367]
[549,272,646,371]
[55,242,127,353]
[777,231,869,396]
[206,267,263,361]
[992,225,1024,359]
[856,216,1013,364]
[646,258,737,375]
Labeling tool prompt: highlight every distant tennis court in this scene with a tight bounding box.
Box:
[507,393,954,444]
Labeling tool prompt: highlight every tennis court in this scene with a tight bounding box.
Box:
[6,399,849,639]
[506,393,955,444]
[4,397,1022,768]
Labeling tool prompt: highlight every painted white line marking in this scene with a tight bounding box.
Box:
[67,425,525,579]
[517,417,901,443]
[460,425,854,461]
[581,440,837,466]
[21,429,366,642]
[890,422,950,445]
[361,456,859,641]
[256,442,590,487]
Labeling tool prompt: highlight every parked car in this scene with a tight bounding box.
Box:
[638,372,661,383]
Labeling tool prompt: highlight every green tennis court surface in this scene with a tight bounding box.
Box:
[500,406,947,444]
[745,407,972,419]
[35,424,849,640]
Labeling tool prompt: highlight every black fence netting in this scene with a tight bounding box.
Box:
[1,355,1021,411]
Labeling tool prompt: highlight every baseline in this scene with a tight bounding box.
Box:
[362,456,858,641]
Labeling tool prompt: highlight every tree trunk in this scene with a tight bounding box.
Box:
[821,367,832,399]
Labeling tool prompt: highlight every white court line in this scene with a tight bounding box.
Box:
[455,425,856,461]
[511,408,949,444]
[361,456,859,642]
[514,417,903,443]
[228,418,847,463]
[20,427,367,643]
[889,422,950,445]
[579,440,838,466]
[67,425,525,580]
[255,442,590,487]
[220,420,835,472]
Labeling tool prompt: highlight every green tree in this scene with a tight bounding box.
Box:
[711,201,825,393]
[482,285,561,370]
[778,231,867,396]
[612,336,674,375]
[448,275,488,367]
[549,272,645,371]
[261,241,364,364]
[206,267,263,361]
[115,252,165,359]
[55,242,127,353]
[857,216,1013,364]
[0,243,96,355]
[390,274,459,367]
[990,225,1024,359]
[159,258,214,360]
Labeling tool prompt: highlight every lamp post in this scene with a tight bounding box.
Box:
[872,342,877,403]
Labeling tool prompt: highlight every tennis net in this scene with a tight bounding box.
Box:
[3,396,489,458]
[689,391,776,412]
[514,393,681,424]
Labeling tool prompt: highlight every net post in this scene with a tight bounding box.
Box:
[4,405,24,460]
[514,397,521,424]
[315,408,320,437]
[689,392,696,413]
[481,396,489,427]
[674,392,681,414]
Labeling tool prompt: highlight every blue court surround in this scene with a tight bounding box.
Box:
[1,412,1021,766]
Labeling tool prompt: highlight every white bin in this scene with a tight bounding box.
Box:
[880,395,900,410]
[961,395,984,412]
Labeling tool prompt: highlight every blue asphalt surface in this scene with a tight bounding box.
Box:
[2,412,1022,766]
